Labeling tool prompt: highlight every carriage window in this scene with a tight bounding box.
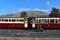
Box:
[17,19,24,22]
[5,19,8,22]
[35,20,39,23]
[30,19,38,24]
[9,19,11,21]
[39,20,42,23]
[1,19,8,22]
[12,19,16,22]
[19,20,24,22]
[59,19,60,22]
[39,19,47,23]
[50,19,54,23]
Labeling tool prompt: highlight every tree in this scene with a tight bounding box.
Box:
[20,12,27,17]
[49,7,60,17]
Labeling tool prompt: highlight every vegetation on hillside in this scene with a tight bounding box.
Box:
[49,7,60,17]
[20,12,27,17]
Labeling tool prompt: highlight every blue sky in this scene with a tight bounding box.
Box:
[0,0,60,15]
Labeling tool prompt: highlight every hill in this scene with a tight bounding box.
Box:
[0,11,49,18]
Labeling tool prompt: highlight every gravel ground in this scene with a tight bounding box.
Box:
[0,29,60,38]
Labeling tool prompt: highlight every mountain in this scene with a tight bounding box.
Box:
[0,13,21,18]
[27,11,49,17]
[0,11,49,18]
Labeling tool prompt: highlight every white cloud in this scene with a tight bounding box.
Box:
[46,1,50,6]
[17,8,41,11]
[17,8,31,11]
[40,9,49,12]
[17,8,49,12]
[34,8,40,11]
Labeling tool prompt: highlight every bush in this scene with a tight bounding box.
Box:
[37,25,43,31]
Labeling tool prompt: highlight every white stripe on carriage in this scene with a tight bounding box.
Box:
[0,22,24,23]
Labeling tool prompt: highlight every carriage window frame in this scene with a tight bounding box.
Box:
[0,19,1,21]
[56,19,58,23]
[2,19,4,22]
[39,19,48,24]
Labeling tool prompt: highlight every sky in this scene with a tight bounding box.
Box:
[0,0,60,15]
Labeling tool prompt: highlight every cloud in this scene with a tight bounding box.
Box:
[17,8,49,12]
[46,1,50,6]
[17,8,31,11]
[17,8,41,11]
[40,9,49,12]
[34,8,40,11]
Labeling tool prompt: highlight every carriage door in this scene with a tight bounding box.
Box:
[28,18,32,29]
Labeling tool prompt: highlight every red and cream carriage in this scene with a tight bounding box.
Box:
[0,17,60,29]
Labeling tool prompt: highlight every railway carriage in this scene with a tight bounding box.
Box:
[0,18,25,28]
[0,17,60,29]
[35,18,60,29]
